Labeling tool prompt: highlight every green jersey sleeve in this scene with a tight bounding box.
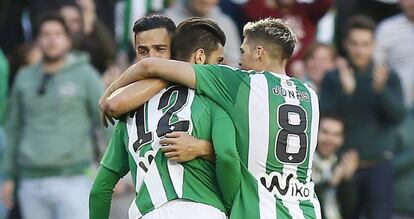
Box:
[193,64,250,113]
[208,99,241,213]
[100,121,130,177]
[89,166,120,219]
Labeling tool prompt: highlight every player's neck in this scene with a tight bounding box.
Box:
[261,63,286,75]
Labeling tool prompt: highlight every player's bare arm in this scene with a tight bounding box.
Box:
[104,58,196,97]
[106,79,168,117]
[99,78,168,127]
[99,79,168,127]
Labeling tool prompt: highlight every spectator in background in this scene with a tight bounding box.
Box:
[376,0,414,108]
[9,43,42,86]
[1,13,106,219]
[299,41,336,92]
[320,15,405,219]
[312,113,358,219]
[392,107,414,219]
[335,0,400,56]
[60,0,116,73]
[376,2,414,218]
[243,0,333,73]
[163,0,241,66]
[218,0,247,36]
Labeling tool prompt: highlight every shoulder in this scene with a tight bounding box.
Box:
[377,14,405,33]
[388,68,402,81]
[67,53,100,79]
[14,63,40,85]
[323,69,340,82]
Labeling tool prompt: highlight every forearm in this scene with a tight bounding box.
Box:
[195,140,215,162]
[89,166,121,219]
[108,58,195,93]
[105,79,168,117]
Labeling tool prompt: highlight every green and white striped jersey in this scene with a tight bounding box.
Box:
[101,85,240,218]
[194,64,321,219]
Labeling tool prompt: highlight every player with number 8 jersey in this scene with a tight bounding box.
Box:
[193,64,320,219]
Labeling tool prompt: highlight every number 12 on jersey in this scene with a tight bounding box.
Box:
[132,86,191,152]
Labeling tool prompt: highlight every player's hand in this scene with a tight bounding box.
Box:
[99,88,115,128]
[337,57,356,95]
[160,132,212,163]
[372,64,390,93]
[2,180,15,209]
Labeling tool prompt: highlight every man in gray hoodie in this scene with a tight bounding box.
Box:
[1,13,106,219]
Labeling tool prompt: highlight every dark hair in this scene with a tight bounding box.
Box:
[35,12,70,38]
[243,17,296,60]
[320,112,344,125]
[303,41,336,61]
[133,15,176,40]
[344,15,376,39]
[172,17,226,61]
[60,2,82,15]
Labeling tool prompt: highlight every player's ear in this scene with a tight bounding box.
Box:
[256,46,264,61]
[194,48,206,64]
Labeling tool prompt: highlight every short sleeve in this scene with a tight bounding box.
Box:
[100,121,130,177]
[193,64,250,112]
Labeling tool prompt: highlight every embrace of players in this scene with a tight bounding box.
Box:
[92,15,321,219]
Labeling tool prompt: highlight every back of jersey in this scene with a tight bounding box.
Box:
[249,72,320,218]
[194,64,321,219]
[124,85,226,218]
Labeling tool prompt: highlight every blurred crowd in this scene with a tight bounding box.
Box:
[0,0,413,219]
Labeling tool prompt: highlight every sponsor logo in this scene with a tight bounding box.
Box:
[259,172,314,200]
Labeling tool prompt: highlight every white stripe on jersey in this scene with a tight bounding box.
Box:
[138,90,167,204]
[167,89,194,198]
[128,197,142,219]
[248,74,270,177]
[306,84,322,219]
[280,79,305,219]
[126,116,147,192]
[248,74,276,219]
[167,160,185,197]
[305,84,320,183]
[310,195,322,219]
[144,158,168,208]
[258,183,277,219]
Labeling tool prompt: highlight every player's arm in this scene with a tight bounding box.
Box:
[89,166,120,219]
[103,79,168,118]
[104,58,243,113]
[211,107,241,213]
[89,121,130,218]
[105,58,196,96]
